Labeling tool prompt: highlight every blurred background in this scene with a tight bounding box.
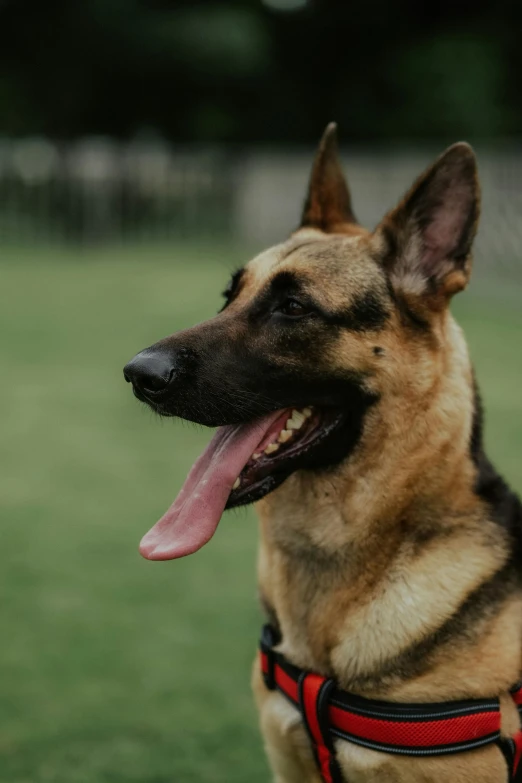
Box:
[0,1,521,781]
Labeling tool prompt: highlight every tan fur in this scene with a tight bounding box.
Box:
[241,131,521,782]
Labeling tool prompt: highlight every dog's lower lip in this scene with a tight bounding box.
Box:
[133,385,167,405]
[133,387,153,405]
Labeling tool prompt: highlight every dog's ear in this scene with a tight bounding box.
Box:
[300,122,358,233]
[373,143,480,305]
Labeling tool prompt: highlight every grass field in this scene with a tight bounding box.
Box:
[0,243,521,783]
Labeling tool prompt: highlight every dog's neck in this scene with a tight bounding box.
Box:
[255,314,515,698]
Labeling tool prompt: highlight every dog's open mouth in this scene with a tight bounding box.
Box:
[226,407,342,508]
[139,406,342,561]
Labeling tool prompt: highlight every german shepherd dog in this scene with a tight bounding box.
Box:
[124,124,522,782]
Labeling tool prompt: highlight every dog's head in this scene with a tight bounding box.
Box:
[124,123,479,560]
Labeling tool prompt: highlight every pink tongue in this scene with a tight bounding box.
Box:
[139,410,286,560]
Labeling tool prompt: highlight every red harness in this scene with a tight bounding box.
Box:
[260,625,522,783]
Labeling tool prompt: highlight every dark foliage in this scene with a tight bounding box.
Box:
[0,0,521,142]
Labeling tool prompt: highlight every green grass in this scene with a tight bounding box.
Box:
[0,243,520,783]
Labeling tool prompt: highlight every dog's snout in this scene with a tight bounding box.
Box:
[123,349,176,395]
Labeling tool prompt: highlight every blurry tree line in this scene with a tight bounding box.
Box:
[0,0,521,144]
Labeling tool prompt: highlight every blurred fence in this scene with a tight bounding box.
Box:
[1,136,521,288]
[0,137,235,245]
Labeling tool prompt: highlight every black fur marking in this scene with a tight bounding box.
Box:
[470,377,522,567]
[405,520,454,556]
[329,291,389,332]
[219,268,244,311]
[470,376,485,465]
[269,270,300,295]
[379,223,399,269]
[260,594,281,639]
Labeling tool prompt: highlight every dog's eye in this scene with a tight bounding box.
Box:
[277,298,312,318]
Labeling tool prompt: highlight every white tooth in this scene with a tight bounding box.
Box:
[264,442,279,455]
[287,410,305,430]
[232,478,240,490]
[303,407,312,418]
[252,452,262,460]
[278,429,292,443]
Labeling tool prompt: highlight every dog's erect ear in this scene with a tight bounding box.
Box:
[300,123,358,233]
[374,143,480,304]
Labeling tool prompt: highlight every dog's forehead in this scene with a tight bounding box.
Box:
[243,232,386,303]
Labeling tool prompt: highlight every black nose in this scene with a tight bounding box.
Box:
[123,349,175,395]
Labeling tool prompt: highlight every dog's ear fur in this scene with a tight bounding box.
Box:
[374,143,480,304]
[300,123,358,233]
